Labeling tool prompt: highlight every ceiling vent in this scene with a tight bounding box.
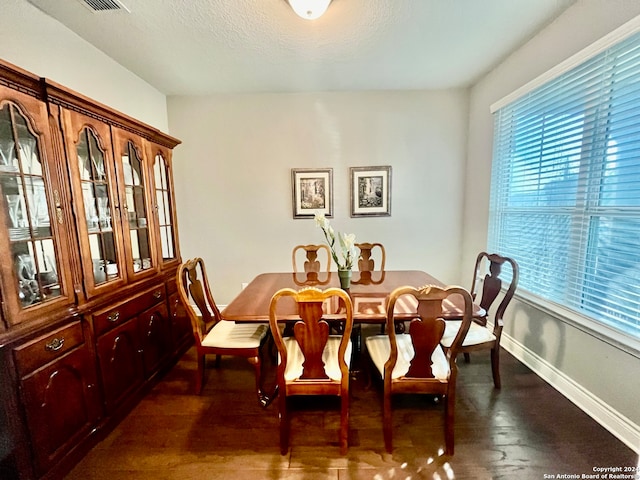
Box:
[78,0,130,12]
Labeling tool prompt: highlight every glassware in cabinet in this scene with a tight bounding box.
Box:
[0,87,74,325]
[149,144,179,269]
[113,129,157,278]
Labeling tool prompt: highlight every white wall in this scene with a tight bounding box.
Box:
[168,90,469,303]
[0,0,168,131]
[465,0,640,449]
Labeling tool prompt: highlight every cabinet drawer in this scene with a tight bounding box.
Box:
[93,285,166,337]
[13,321,85,377]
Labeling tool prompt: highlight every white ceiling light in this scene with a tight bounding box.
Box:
[286,0,333,20]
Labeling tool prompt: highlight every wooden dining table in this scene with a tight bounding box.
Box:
[221,270,483,405]
[221,270,485,323]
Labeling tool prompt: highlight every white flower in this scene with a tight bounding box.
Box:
[314,213,357,271]
[314,212,327,229]
[341,233,356,248]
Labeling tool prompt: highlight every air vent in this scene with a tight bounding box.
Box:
[79,0,130,12]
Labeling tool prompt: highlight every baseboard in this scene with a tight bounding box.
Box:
[501,333,640,455]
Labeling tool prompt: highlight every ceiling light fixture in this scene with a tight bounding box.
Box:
[286,0,333,20]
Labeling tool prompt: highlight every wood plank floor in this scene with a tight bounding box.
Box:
[66,326,638,479]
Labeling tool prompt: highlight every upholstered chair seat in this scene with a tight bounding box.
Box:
[366,334,449,381]
[201,321,268,349]
[282,336,352,381]
[440,321,496,349]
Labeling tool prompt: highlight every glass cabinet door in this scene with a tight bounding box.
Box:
[114,129,156,277]
[61,108,126,297]
[79,128,120,284]
[0,93,73,324]
[150,145,179,269]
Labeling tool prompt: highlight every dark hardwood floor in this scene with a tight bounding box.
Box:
[66,325,638,479]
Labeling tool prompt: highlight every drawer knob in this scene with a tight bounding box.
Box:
[153,290,162,299]
[45,337,65,352]
[108,311,121,322]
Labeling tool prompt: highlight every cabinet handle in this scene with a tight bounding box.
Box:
[153,290,162,300]
[107,311,121,322]
[53,190,64,225]
[147,315,155,336]
[45,337,65,352]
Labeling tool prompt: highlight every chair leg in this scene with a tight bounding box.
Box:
[491,347,501,389]
[463,352,471,363]
[268,330,278,362]
[444,391,455,456]
[196,353,205,395]
[339,394,349,455]
[383,391,392,453]
[349,325,362,375]
[247,355,266,408]
[362,353,374,390]
[279,393,289,455]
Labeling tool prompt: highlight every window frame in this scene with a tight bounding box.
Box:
[488,15,640,356]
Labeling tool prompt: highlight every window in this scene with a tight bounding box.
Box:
[489,30,640,341]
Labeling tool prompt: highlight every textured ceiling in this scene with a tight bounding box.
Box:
[26,0,576,95]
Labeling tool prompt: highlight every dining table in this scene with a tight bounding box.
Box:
[221,270,485,323]
[221,270,484,404]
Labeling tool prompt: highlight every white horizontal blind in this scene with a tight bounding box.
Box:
[489,31,640,339]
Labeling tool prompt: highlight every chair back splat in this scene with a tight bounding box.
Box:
[180,258,221,346]
[470,251,519,327]
[292,244,331,274]
[354,243,387,335]
[269,286,353,455]
[176,258,271,406]
[365,284,473,455]
[355,242,386,272]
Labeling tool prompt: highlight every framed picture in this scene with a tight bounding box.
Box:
[350,166,391,217]
[291,168,333,219]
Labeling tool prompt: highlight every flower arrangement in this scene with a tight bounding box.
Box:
[314,212,357,271]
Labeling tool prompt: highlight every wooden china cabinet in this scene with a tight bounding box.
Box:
[0,59,191,480]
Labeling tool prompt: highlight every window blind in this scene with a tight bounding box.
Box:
[489,31,640,340]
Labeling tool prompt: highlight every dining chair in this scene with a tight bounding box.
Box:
[176,258,271,406]
[440,252,519,389]
[355,242,386,272]
[365,284,473,455]
[292,244,331,274]
[354,242,390,333]
[269,286,354,455]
